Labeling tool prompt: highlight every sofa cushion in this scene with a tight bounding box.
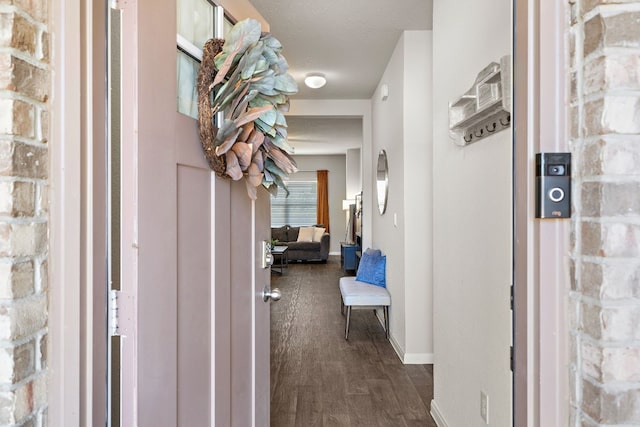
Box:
[312,227,326,242]
[339,276,390,306]
[288,227,300,241]
[287,241,320,251]
[271,225,289,242]
[297,226,315,242]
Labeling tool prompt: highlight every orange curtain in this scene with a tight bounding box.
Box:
[317,170,330,232]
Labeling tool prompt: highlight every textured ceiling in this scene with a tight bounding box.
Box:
[286,117,363,155]
[249,0,433,154]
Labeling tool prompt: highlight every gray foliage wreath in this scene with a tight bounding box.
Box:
[197,18,299,200]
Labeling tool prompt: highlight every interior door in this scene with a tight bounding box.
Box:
[114,0,272,425]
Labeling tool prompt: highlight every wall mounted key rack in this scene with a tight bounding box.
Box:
[448,55,512,146]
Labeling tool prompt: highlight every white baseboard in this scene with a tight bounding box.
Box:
[386,327,434,364]
[389,334,404,362]
[404,352,434,364]
[430,400,449,427]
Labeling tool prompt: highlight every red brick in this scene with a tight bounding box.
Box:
[0,340,35,384]
[582,0,640,15]
[584,11,640,57]
[584,96,640,136]
[601,346,640,382]
[39,108,47,143]
[584,15,605,57]
[0,180,36,216]
[581,181,640,216]
[12,57,48,102]
[12,99,35,138]
[585,54,640,94]
[582,379,640,424]
[0,99,35,138]
[581,260,640,300]
[11,13,37,55]
[40,30,48,63]
[0,140,48,179]
[16,0,47,23]
[0,260,34,298]
[0,52,13,90]
[0,293,47,340]
[581,301,640,341]
[603,12,640,49]
[580,137,640,176]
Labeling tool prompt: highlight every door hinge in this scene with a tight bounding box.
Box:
[110,0,134,10]
[510,283,514,310]
[109,289,134,337]
[510,346,514,372]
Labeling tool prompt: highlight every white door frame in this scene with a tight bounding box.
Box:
[50,0,571,424]
[49,0,84,423]
[514,0,569,425]
[50,0,108,424]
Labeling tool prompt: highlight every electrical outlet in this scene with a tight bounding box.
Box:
[480,391,489,424]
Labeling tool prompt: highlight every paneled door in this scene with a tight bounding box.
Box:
[111,0,273,425]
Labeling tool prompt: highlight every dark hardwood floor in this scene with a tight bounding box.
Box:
[270,256,436,427]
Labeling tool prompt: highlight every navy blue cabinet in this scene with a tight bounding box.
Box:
[341,243,358,272]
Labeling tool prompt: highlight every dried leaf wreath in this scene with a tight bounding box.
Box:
[197,18,298,200]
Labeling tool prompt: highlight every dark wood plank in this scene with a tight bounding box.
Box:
[294,385,323,427]
[271,256,435,426]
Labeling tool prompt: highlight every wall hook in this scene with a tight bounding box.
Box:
[463,134,473,143]
[499,115,511,127]
[474,128,484,138]
[486,122,497,132]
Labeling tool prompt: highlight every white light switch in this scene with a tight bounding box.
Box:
[381,83,389,101]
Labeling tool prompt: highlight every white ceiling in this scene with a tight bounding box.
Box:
[249,0,433,155]
[286,116,363,155]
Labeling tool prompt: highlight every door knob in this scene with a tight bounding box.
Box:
[262,286,281,302]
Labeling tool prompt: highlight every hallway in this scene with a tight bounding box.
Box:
[270,257,436,426]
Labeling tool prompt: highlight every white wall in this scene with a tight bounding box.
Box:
[216,0,269,30]
[288,100,373,251]
[431,1,512,426]
[291,155,346,255]
[370,31,433,363]
[345,148,361,200]
[372,35,406,353]
[403,31,433,361]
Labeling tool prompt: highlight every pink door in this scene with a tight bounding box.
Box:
[114,0,272,425]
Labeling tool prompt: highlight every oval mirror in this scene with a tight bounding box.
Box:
[376,150,389,215]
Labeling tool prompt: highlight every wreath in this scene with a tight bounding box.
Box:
[197,18,298,199]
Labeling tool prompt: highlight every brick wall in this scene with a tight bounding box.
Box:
[0,0,49,425]
[569,0,640,425]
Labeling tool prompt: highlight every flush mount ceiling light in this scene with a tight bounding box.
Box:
[304,73,327,89]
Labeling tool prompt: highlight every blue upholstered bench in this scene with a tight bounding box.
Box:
[339,276,390,340]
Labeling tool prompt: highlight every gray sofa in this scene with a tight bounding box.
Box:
[271,225,330,262]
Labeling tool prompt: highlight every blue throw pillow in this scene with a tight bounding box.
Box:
[356,250,386,287]
[364,248,382,257]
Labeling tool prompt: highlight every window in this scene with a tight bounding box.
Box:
[176,51,200,118]
[176,1,233,118]
[271,181,318,227]
[177,0,215,51]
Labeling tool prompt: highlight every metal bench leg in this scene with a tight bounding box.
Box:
[384,306,390,340]
[345,306,352,340]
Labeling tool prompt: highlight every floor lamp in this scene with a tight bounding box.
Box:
[342,199,355,243]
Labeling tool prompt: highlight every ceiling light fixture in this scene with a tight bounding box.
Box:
[304,73,327,89]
